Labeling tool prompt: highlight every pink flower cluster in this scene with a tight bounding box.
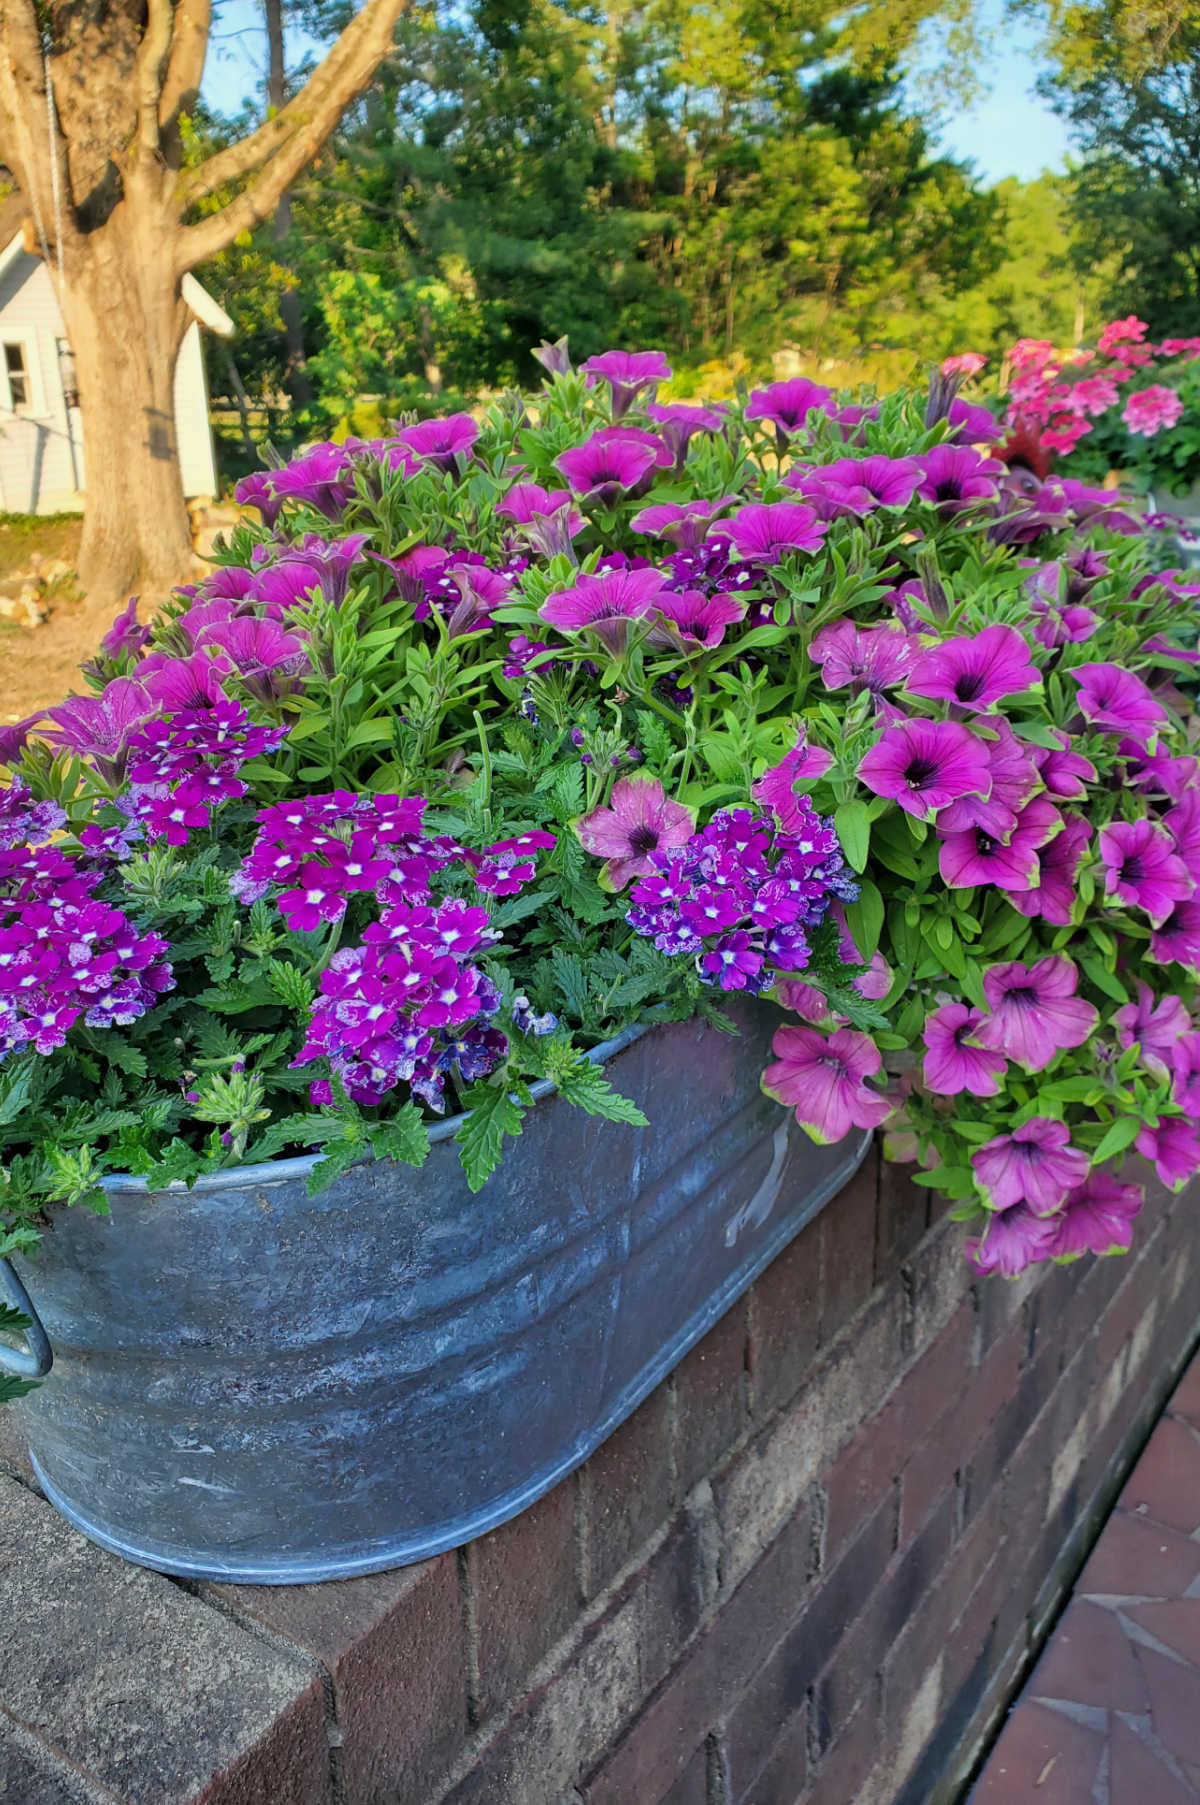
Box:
[1003,318,1197,456]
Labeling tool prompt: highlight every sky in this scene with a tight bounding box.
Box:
[199,1,1073,187]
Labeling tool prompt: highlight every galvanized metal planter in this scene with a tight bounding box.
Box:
[4,1000,870,1584]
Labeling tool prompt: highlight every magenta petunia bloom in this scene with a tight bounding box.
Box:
[1099,818,1193,926]
[1151,897,1200,975]
[644,401,726,462]
[790,454,921,514]
[101,597,152,662]
[1126,739,1200,805]
[234,470,284,528]
[938,795,1061,892]
[1007,814,1092,926]
[646,589,746,650]
[575,775,695,891]
[744,379,834,437]
[937,721,1039,838]
[266,442,355,518]
[751,730,834,831]
[1069,663,1167,746]
[394,413,480,469]
[540,567,669,655]
[555,428,665,504]
[43,678,157,785]
[905,624,1039,711]
[496,482,577,525]
[1114,980,1190,1080]
[582,349,672,419]
[914,445,1004,512]
[1032,731,1096,801]
[196,616,311,705]
[921,1002,1006,1097]
[726,501,827,564]
[1136,1116,1200,1190]
[966,1204,1059,1277]
[1163,790,1200,882]
[945,397,998,444]
[971,1117,1090,1216]
[975,954,1099,1071]
[1044,1174,1143,1261]
[857,718,992,821]
[631,497,737,549]
[1171,1031,1200,1119]
[810,620,918,696]
[762,1024,892,1144]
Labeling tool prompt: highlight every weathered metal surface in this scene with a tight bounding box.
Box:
[11,1000,870,1583]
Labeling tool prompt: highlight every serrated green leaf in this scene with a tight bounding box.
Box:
[455,1083,526,1192]
[554,1058,649,1125]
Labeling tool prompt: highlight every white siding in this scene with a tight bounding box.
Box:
[0,250,221,513]
[0,256,81,514]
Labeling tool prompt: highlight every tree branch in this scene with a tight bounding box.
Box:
[179,0,404,207]
[159,0,212,130]
[0,7,78,262]
[137,0,175,156]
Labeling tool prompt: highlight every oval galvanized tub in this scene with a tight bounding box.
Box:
[8,999,870,1583]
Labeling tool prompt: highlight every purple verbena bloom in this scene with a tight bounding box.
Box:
[1070,663,1167,746]
[540,566,669,656]
[394,413,479,470]
[726,501,827,564]
[914,445,1004,512]
[1099,818,1193,925]
[966,1204,1059,1276]
[1115,980,1190,1080]
[975,954,1098,1071]
[810,620,918,697]
[582,349,672,419]
[921,1002,1007,1097]
[972,1117,1090,1215]
[857,718,992,821]
[762,1024,891,1143]
[576,775,695,891]
[906,624,1039,711]
[1044,1174,1143,1261]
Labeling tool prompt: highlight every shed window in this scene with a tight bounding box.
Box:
[3,343,30,412]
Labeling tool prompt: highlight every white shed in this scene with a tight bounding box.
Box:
[0,209,234,516]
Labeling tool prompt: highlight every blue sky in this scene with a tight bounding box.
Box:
[200,2,1072,187]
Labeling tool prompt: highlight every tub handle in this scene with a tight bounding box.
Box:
[0,1260,53,1379]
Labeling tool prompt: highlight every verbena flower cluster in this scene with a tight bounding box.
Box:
[4,333,1200,1289]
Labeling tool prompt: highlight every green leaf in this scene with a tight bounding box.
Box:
[266,959,317,1013]
[844,881,884,960]
[455,1083,526,1193]
[835,800,871,874]
[1091,1115,1142,1164]
[550,948,592,1022]
[490,888,556,931]
[1081,957,1127,1006]
[554,1058,650,1125]
[370,1106,431,1169]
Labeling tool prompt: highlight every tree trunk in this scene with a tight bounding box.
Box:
[61,205,194,608]
[266,0,313,410]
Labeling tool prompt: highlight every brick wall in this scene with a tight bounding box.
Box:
[2,1146,1197,1805]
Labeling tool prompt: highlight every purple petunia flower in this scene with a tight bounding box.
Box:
[540,566,669,656]
[787,454,921,515]
[43,679,157,785]
[1099,818,1193,926]
[945,397,998,444]
[914,445,1004,512]
[751,730,834,831]
[1171,1032,1200,1119]
[966,1204,1059,1277]
[632,498,737,549]
[905,624,1039,711]
[496,483,584,559]
[394,413,480,470]
[266,442,356,519]
[936,721,1040,838]
[1136,1116,1200,1190]
[726,502,827,564]
[921,1002,1007,1097]
[1069,663,1167,746]
[196,616,310,705]
[576,775,695,891]
[938,796,1061,892]
[644,401,726,462]
[1031,732,1096,801]
[975,954,1099,1071]
[556,428,664,504]
[972,1117,1091,1216]
[234,470,284,528]
[101,597,152,662]
[762,1024,892,1144]
[582,349,672,419]
[1043,1174,1143,1261]
[1006,814,1092,926]
[1151,897,1200,975]
[810,620,918,697]
[1115,980,1190,1080]
[857,718,992,821]
[744,379,834,442]
[645,589,747,650]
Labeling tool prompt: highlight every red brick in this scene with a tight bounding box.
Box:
[466,1478,579,1723]
[672,1302,751,1497]
[1120,1415,1200,1536]
[211,1553,465,1805]
[1110,1713,1199,1805]
[747,1211,823,1420]
[874,1160,927,1285]
[659,1737,710,1805]
[1028,1598,1146,1712]
[818,1152,879,1341]
[741,1707,808,1805]
[1134,1640,1200,1769]
[801,1695,881,1805]
[582,1389,675,1596]
[823,1408,904,1567]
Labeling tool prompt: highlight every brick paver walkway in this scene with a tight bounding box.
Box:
[970,1352,1200,1803]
